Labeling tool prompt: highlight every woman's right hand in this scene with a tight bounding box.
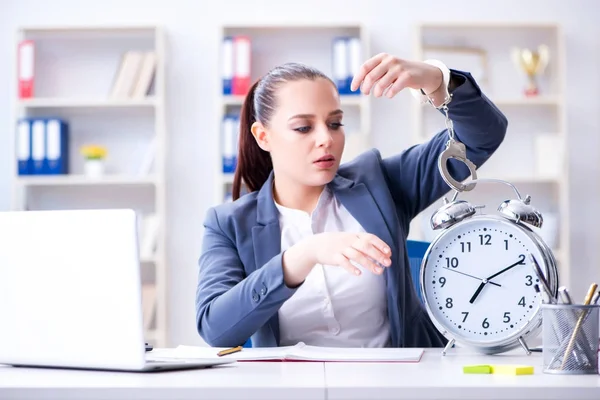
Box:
[282,232,392,287]
[311,232,392,276]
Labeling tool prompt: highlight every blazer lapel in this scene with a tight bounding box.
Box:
[252,172,283,345]
[328,175,396,259]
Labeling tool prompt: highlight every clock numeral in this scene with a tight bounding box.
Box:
[460,241,471,253]
[518,254,526,264]
[461,312,469,322]
[445,298,453,308]
[482,318,489,329]
[479,234,491,246]
[504,239,509,250]
[525,275,533,286]
[438,277,446,287]
[518,296,526,307]
[503,312,511,323]
[445,257,459,269]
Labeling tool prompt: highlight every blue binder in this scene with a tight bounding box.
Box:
[16,118,32,175]
[222,114,238,174]
[222,36,234,95]
[30,119,46,175]
[332,36,350,95]
[43,118,69,175]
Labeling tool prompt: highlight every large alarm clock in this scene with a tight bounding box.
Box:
[419,179,560,355]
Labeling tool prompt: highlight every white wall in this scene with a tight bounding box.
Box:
[1,0,599,347]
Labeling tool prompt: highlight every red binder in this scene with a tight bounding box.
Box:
[18,40,35,99]
[232,36,251,96]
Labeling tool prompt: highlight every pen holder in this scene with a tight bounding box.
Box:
[542,304,600,375]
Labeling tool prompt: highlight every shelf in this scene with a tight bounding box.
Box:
[411,21,569,291]
[222,94,365,107]
[140,255,157,264]
[422,96,562,110]
[418,21,560,30]
[15,174,157,186]
[471,176,562,185]
[17,97,158,109]
[12,23,169,349]
[20,24,160,33]
[493,96,562,107]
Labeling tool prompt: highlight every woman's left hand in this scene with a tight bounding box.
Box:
[351,53,443,99]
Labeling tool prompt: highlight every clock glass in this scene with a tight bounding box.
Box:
[421,215,546,345]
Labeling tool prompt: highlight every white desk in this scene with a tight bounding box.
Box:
[1,348,599,400]
[325,349,600,400]
[0,361,326,400]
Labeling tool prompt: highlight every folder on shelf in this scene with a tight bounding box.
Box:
[222,36,234,95]
[332,37,350,95]
[166,342,424,363]
[222,114,239,173]
[16,119,32,175]
[17,40,34,99]
[232,36,251,96]
[44,118,69,175]
[30,119,45,175]
[346,36,361,95]
[110,51,144,99]
[131,52,157,98]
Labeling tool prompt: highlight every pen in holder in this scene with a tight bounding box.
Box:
[542,303,600,374]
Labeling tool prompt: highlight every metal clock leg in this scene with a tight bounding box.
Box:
[442,338,455,356]
[518,336,532,355]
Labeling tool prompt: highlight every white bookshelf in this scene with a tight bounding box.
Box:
[215,23,371,204]
[10,25,168,347]
[409,22,570,288]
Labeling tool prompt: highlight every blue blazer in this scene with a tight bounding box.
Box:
[196,70,508,348]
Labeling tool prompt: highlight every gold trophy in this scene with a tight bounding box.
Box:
[511,45,550,97]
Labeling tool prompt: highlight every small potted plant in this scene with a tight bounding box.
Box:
[80,144,108,177]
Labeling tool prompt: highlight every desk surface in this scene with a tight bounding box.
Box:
[325,348,600,400]
[1,348,599,400]
[0,361,326,400]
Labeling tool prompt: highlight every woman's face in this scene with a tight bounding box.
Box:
[252,78,345,189]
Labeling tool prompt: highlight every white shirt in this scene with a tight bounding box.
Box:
[276,186,391,348]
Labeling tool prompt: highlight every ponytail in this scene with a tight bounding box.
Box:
[232,80,273,200]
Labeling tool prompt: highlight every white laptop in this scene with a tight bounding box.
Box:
[0,208,234,372]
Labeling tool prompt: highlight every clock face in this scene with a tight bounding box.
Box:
[421,215,549,346]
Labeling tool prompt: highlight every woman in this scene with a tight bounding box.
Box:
[195,53,508,348]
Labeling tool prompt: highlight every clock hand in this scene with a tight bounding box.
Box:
[469,282,486,304]
[486,254,526,281]
[469,255,526,304]
[469,255,525,304]
[442,267,501,287]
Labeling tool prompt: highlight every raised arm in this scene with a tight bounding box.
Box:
[195,208,299,347]
[382,69,508,223]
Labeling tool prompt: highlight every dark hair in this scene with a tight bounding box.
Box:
[232,62,335,200]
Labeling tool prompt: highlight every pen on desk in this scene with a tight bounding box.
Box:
[217,346,243,357]
[560,282,598,369]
